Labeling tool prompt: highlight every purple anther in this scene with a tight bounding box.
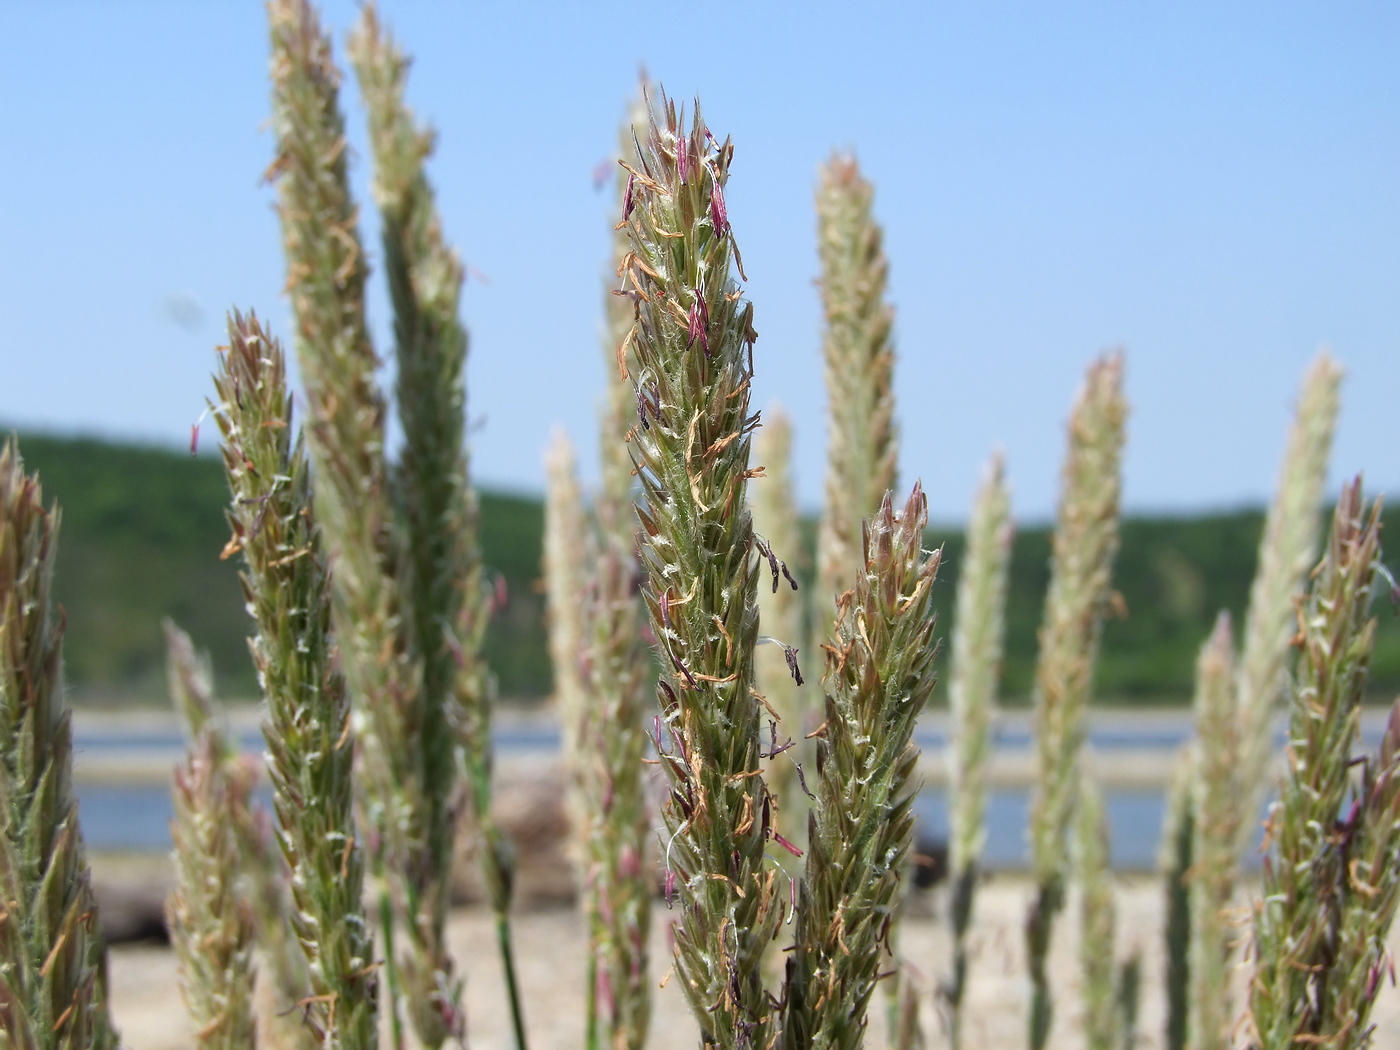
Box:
[710,178,729,236]
[671,651,699,689]
[773,831,803,858]
[687,294,710,355]
[658,679,679,711]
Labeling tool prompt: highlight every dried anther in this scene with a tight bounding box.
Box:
[783,645,804,686]
[755,537,782,593]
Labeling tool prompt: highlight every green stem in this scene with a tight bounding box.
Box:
[585,944,600,1050]
[495,899,528,1050]
[379,884,405,1050]
[470,749,527,1050]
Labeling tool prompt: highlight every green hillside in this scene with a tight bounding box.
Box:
[9,431,1398,706]
[12,432,548,704]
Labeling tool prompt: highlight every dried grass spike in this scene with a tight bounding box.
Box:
[781,484,941,1050]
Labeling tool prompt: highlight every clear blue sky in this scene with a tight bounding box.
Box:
[1,1,1396,521]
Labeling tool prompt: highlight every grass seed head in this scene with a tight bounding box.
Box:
[623,87,778,1048]
[782,484,941,1050]
[944,451,1013,1045]
[0,438,118,1050]
[1235,352,1342,859]
[213,311,377,1050]
[1025,351,1128,1050]
[1248,480,1392,1050]
[815,153,898,641]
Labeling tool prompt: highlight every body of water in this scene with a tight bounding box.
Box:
[80,781,1268,870]
[78,709,1372,865]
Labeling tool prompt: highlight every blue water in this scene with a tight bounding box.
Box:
[911,788,1267,871]
[74,725,559,755]
[78,784,175,852]
[72,718,1310,862]
[76,723,1390,757]
[83,780,1207,869]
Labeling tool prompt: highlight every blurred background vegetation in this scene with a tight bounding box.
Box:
[15,430,1398,706]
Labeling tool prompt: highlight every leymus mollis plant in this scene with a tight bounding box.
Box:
[0,439,117,1050]
[1024,351,1127,1050]
[1234,353,1341,860]
[1075,772,1119,1050]
[1187,612,1238,1050]
[814,153,897,631]
[780,484,941,1050]
[163,621,259,1050]
[620,91,782,1048]
[751,404,809,845]
[943,452,1013,1047]
[1247,481,1400,1050]
[213,312,376,1050]
[166,621,312,1047]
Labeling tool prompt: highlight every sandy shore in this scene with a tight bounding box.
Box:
[108,874,1400,1050]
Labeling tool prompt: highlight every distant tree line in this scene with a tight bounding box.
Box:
[12,431,1397,705]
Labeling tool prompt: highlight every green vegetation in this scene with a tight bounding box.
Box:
[930,505,1400,702]
[9,430,1396,706]
[6,432,547,704]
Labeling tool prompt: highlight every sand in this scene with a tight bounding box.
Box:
[108,875,1400,1050]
